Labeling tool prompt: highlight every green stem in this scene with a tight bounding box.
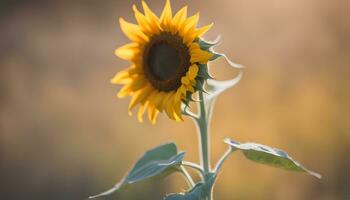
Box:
[193,90,214,200]
[196,90,211,174]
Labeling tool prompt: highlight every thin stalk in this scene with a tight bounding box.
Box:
[214,147,232,173]
[182,161,205,179]
[180,166,195,188]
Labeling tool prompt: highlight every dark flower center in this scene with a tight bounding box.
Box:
[143,32,190,92]
[148,43,181,81]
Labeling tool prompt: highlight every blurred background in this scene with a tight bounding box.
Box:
[1,0,349,199]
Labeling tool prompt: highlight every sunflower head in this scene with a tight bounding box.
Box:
[111,0,215,124]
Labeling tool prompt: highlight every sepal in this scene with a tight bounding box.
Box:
[197,64,213,80]
[209,52,244,69]
[197,36,221,51]
[206,71,243,100]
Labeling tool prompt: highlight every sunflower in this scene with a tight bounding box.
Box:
[111,0,214,124]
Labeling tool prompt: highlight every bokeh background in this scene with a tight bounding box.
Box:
[1,0,349,199]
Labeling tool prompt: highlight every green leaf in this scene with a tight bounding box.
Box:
[89,143,185,199]
[165,173,216,200]
[225,139,321,179]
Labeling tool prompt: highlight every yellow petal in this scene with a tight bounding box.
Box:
[172,6,187,33]
[152,92,166,111]
[184,30,198,46]
[142,1,162,32]
[116,76,145,98]
[189,43,200,51]
[160,92,174,113]
[147,90,159,105]
[147,105,155,122]
[191,80,197,87]
[175,89,183,102]
[187,85,195,93]
[183,83,194,93]
[196,23,213,37]
[144,90,158,109]
[181,76,190,85]
[114,43,140,61]
[165,94,183,121]
[128,65,144,75]
[188,64,199,80]
[117,84,133,98]
[119,17,149,43]
[151,110,159,124]
[173,99,183,121]
[110,66,143,84]
[132,5,154,36]
[137,101,149,123]
[172,6,187,26]
[180,12,199,37]
[179,85,187,96]
[162,92,175,119]
[111,71,130,84]
[128,76,147,91]
[190,48,213,64]
[148,105,159,124]
[128,84,153,111]
[160,0,173,30]
[165,100,176,120]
